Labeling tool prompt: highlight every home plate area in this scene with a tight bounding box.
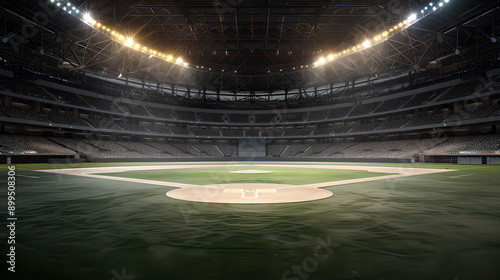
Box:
[166,183,334,204]
[224,188,277,198]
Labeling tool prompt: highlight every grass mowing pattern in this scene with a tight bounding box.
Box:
[100,167,393,185]
[1,162,499,280]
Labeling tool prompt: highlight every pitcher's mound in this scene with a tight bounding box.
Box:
[230,170,275,174]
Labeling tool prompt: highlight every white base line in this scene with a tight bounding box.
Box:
[450,174,473,178]
[16,174,40,179]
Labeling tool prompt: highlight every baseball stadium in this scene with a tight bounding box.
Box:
[0,0,499,279]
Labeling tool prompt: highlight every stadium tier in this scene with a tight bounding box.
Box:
[1,69,499,142]
[1,134,499,159]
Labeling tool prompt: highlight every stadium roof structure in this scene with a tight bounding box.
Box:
[0,0,499,106]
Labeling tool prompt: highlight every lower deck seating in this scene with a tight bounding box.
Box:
[0,135,75,154]
[1,134,498,158]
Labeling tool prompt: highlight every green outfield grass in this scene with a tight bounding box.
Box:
[0,162,499,280]
[101,166,394,185]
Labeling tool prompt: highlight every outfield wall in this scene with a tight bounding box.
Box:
[423,155,500,164]
[3,155,500,164]
[0,154,80,164]
[91,157,414,163]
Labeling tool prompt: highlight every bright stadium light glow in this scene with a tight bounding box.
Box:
[314,57,326,66]
[124,38,133,46]
[83,13,93,24]
[48,1,188,68]
[313,0,450,69]
[408,13,417,23]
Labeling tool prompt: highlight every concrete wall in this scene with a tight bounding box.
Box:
[458,157,482,165]
[92,157,413,163]
[487,157,500,164]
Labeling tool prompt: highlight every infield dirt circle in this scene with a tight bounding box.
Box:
[167,183,334,203]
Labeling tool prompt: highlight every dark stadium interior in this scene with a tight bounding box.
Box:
[1,0,500,279]
[0,0,499,157]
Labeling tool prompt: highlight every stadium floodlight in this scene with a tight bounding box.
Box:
[53,1,191,69]
[362,40,371,48]
[124,38,133,47]
[408,13,418,23]
[314,57,326,66]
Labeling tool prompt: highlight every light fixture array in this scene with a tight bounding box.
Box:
[313,0,451,67]
[52,0,80,14]
[53,0,450,73]
[51,0,188,68]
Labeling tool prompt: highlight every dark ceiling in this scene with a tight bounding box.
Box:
[0,0,498,96]
[92,0,415,72]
